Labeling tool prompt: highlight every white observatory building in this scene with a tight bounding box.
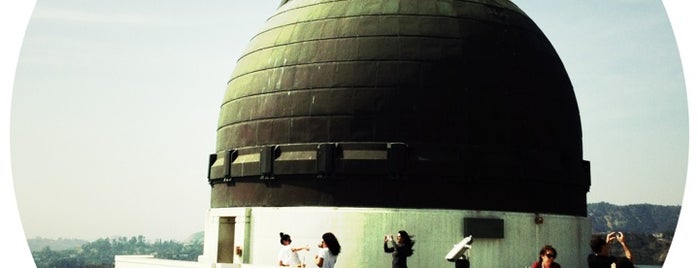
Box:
[117,0,592,267]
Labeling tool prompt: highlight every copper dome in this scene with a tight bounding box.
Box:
[208,0,590,216]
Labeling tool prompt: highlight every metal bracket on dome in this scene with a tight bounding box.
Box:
[207,153,218,187]
[207,153,217,181]
[316,143,339,179]
[387,142,409,179]
[208,150,238,186]
[223,149,238,184]
[260,145,280,181]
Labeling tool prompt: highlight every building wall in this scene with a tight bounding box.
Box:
[202,207,591,268]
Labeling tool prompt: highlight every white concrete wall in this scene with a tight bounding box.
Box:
[115,255,280,268]
[115,255,213,268]
[200,207,591,268]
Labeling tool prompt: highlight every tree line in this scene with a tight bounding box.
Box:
[30,235,203,268]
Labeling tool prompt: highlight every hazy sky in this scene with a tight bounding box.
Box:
[4,0,691,245]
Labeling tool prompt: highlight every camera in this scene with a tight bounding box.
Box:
[609,232,621,240]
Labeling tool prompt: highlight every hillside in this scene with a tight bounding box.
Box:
[587,202,680,265]
[27,237,89,251]
[587,202,681,233]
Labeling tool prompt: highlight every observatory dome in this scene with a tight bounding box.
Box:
[208,0,590,216]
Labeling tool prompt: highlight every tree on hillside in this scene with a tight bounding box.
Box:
[30,235,203,268]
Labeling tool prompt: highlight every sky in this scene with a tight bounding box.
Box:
[1,1,696,265]
[518,1,689,206]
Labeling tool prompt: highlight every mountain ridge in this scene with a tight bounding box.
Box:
[587,202,681,234]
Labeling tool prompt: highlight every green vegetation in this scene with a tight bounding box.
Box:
[588,202,681,233]
[29,235,203,268]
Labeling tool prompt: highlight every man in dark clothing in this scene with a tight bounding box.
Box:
[587,232,633,268]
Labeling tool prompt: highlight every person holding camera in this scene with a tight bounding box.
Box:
[383,230,415,268]
[587,232,633,268]
[314,232,341,268]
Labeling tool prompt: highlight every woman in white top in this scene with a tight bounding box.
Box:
[314,232,341,268]
[278,232,310,267]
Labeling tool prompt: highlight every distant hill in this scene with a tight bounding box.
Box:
[587,202,681,233]
[27,237,89,251]
[587,202,680,265]
[27,233,205,252]
[186,231,204,244]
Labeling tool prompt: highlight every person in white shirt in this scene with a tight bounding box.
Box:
[314,232,341,268]
[278,232,310,267]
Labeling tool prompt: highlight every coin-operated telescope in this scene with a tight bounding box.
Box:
[445,235,472,268]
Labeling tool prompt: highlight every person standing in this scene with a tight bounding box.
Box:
[314,232,341,268]
[383,230,415,268]
[530,245,561,268]
[278,232,310,267]
[587,232,633,268]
